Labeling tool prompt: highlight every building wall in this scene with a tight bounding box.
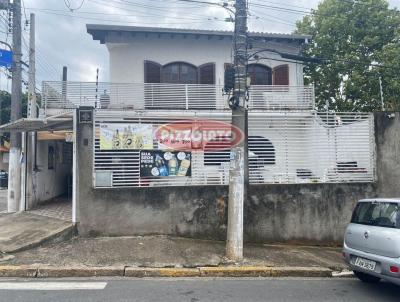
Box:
[0,152,8,172]
[107,34,304,87]
[26,140,72,209]
[375,112,400,197]
[76,112,399,244]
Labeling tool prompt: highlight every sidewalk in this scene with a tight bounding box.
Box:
[0,189,7,213]
[0,212,74,253]
[0,235,347,278]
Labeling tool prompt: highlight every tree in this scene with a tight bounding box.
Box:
[0,90,28,145]
[296,0,400,111]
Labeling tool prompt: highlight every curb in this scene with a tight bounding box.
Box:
[332,270,355,278]
[0,265,333,278]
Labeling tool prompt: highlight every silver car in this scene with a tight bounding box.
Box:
[343,198,400,285]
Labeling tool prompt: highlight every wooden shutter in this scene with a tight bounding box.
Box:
[144,61,161,83]
[199,63,215,84]
[273,64,289,85]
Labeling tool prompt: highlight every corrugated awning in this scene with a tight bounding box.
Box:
[0,117,73,132]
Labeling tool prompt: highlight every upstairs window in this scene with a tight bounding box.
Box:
[227,63,290,86]
[248,64,272,85]
[144,61,215,85]
[273,64,289,85]
[199,63,215,84]
[162,62,198,84]
[144,61,161,83]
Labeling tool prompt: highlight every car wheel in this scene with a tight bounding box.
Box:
[353,271,381,283]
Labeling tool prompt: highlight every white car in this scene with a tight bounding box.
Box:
[343,199,400,285]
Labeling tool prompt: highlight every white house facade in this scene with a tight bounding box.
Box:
[0,25,378,243]
[90,25,306,87]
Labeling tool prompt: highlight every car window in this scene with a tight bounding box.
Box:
[351,202,400,229]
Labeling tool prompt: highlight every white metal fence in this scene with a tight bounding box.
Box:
[93,110,375,188]
[42,81,315,115]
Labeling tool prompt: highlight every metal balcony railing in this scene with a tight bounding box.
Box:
[42,81,315,115]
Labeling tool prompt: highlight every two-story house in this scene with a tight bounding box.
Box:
[0,25,375,242]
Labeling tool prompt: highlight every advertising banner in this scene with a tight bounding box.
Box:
[100,123,153,150]
[140,150,192,177]
[154,119,242,151]
[155,123,194,151]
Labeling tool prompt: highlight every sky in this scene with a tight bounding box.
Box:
[0,0,398,92]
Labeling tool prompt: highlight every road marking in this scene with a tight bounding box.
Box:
[0,282,107,290]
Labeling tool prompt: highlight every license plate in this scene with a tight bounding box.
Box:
[354,257,376,271]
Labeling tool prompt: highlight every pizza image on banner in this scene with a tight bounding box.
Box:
[100,123,154,150]
[140,151,192,177]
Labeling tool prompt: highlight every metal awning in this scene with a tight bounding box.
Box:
[0,116,73,132]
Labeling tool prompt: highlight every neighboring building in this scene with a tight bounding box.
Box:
[0,25,381,243]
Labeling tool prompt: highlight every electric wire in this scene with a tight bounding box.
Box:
[27,7,228,22]
[64,0,86,12]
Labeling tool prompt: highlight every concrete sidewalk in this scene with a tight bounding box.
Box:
[0,236,346,274]
[0,189,7,213]
[0,212,74,254]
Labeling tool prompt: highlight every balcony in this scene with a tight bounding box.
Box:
[42,81,315,116]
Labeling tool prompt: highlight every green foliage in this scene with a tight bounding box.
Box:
[296,0,400,111]
[0,90,29,125]
[0,91,29,144]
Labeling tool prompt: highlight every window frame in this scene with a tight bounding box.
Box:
[161,61,198,84]
[144,61,216,85]
[247,63,273,86]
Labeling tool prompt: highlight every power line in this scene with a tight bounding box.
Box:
[27,7,228,22]
[64,0,86,12]
[31,9,229,26]
[249,9,297,27]
[250,3,311,15]
[88,0,226,19]
[250,0,313,11]
[21,0,28,24]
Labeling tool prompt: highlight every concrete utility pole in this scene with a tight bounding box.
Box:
[8,0,23,213]
[62,66,67,103]
[25,13,36,210]
[28,13,36,119]
[226,0,249,261]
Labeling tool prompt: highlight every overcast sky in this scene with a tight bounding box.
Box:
[0,0,398,91]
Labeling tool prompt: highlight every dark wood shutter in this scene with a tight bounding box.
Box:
[199,63,215,84]
[144,60,161,83]
[273,64,289,85]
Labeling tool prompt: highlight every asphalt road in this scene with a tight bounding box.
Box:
[0,277,399,302]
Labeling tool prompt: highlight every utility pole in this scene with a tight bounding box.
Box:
[226,0,249,261]
[8,0,22,213]
[25,13,36,210]
[28,13,36,119]
[62,66,67,104]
